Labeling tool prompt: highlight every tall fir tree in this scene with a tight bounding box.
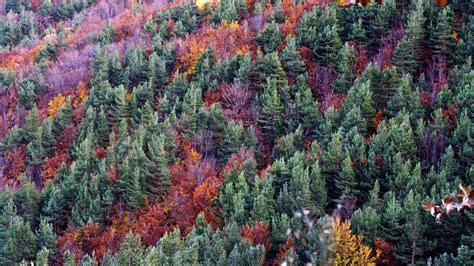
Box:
[249,51,287,92]
[309,160,327,214]
[392,0,426,75]
[258,78,284,146]
[255,20,283,54]
[333,42,357,94]
[322,130,344,202]
[335,156,357,198]
[108,51,123,87]
[428,7,456,64]
[36,218,57,260]
[148,52,168,96]
[116,232,144,265]
[3,216,37,263]
[23,104,41,144]
[280,36,306,80]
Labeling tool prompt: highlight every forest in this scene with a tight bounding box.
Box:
[0,0,473,264]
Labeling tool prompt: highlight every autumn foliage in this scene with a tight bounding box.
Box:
[331,218,380,265]
[48,94,66,117]
[0,0,472,264]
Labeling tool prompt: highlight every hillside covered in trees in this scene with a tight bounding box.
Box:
[0,0,473,264]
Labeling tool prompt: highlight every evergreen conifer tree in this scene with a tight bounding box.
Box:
[116,232,144,265]
[4,216,37,263]
[333,42,357,94]
[255,20,283,54]
[280,36,306,80]
[392,0,426,75]
[258,78,284,145]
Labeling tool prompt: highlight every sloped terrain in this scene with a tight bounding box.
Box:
[0,0,473,264]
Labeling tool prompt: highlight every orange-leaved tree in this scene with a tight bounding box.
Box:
[242,221,270,253]
[48,94,66,117]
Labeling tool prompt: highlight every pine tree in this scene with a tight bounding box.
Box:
[98,21,116,45]
[385,113,417,160]
[380,192,404,246]
[96,108,109,147]
[4,216,37,263]
[92,47,109,83]
[313,24,342,64]
[392,0,426,75]
[368,180,382,211]
[280,36,306,80]
[293,75,322,139]
[156,229,184,265]
[451,111,474,178]
[63,250,75,266]
[309,160,327,214]
[439,145,459,181]
[393,190,425,264]
[270,213,291,250]
[0,199,15,264]
[133,82,154,108]
[146,134,171,199]
[429,7,456,64]
[193,48,218,92]
[23,104,41,143]
[125,47,148,88]
[288,157,314,212]
[73,131,97,176]
[349,18,367,46]
[148,52,168,96]
[341,106,367,136]
[342,81,376,135]
[250,177,275,225]
[456,245,474,265]
[219,121,244,164]
[234,53,252,87]
[212,0,243,23]
[452,59,473,116]
[359,64,400,110]
[255,20,283,54]
[42,118,55,155]
[220,170,250,225]
[321,106,340,146]
[108,51,123,87]
[36,218,56,260]
[249,51,287,92]
[36,248,49,266]
[322,131,344,202]
[165,71,189,104]
[351,206,380,246]
[333,42,357,94]
[117,159,145,212]
[336,156,357,198]
[367,0,397,51]
[273,127,304,161]
[258,78,284,145]
[79,253,98,266]
[116,232,144,265]
[386,74,424,119]
[52,99,73,138]
[99,250,116,265]
[18,79,36,109]
[26,127,44,185]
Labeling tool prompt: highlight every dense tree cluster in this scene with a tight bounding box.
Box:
[0,0,473,264]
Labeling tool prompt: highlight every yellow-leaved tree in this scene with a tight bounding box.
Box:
[332,218,380,265]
